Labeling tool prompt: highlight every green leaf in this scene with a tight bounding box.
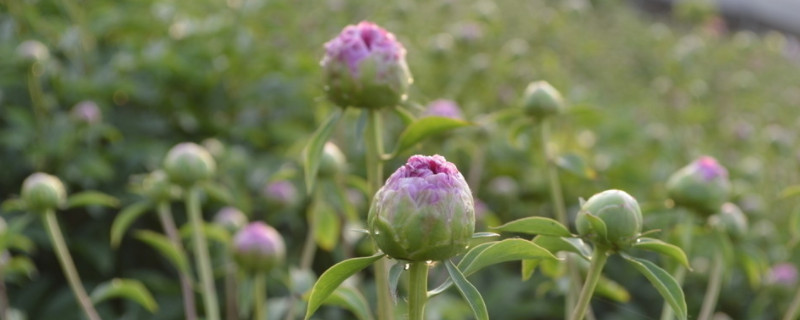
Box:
[311,201,341,251]
[392,105,417,126]
[322,286,374,320]
[582,212,608,242]
[471,232,500,239]
[521,259,539,281]
[428,242,494,297]
[179,223,230,244]
[1,199,25,212]
[621,254,687,320]
[492,217,572,237]
[200,182,234,204]
[91,278,158,312]
[445,260,489,320]
[304,253,385,320]
[633,237,690,269]
[66,191,120,209]
[596,275,631,302]
[303,110,343,194]
[388,261,405,301]
[459,239,558,277]
[391,116,471,157]
[134,230,191,276]
[555,153,597,180]
[110,201,152,248]
[6,256,37,278]
[532,236,592,260]
[779,185,800,199]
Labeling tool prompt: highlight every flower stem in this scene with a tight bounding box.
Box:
[224,259,238,320]
[660,211,694,320]
[783,283,800,320]
[365,110,393,320]
[540,120,582,317]
[697,251,724,320]
[0,252,9,319]
[408,262,429,320]
[43,210,102,320]
[253,273,266,320]
[186,186,220,320]
[570,247,608,320]
[157,202,198,320]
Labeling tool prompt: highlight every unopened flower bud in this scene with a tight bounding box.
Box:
[214,206,247,232]
[263,180,298,209]
[576,189,642,251]
[768,263,798,287]
[317,142,347,178]
[368,155,475,261]
[233,222,285,273]
[521,81,565,119]
[163,143,216,186]
[321,21,413,109]
[16,40,49,62]
[666,156,730,216]
[708,202,748,240]
[423,99,463,120]
[142,170,173,202]
[21,172,67,213]
[70,101,102,124]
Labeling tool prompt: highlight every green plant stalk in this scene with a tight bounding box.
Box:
[660,211,694,320]
[157,202,198,320]
[187,186,220,320]
[300,190,320,271]
[697,251,724,320]
[43,210,102,320]
[253,273,266,320]
[782,284,800,320]
[540,120,581,316]
[0,252,8,319]
[569,247,608,320]
[27,71,47,170]
[365,110,394,320]
[408,262,428,320]
[224,258,238,320]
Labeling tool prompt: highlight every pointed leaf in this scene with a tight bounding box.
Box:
[596,275,631,302]
[521,259,539,281]
[445,260,489,320]
[200,182,234,204]
[428,242,494,297]
[471,232,500,239]
[312,201,341,251]
[532,236,592,260]
[67,191,120,209]
[492,217,572,237]
[304,110,343,194]
[389,261,405,301]
[392,116,471,156]
[555,153,597,180]
[110,201,152,248]
[392,105,417,126]
[323,286,374,320]
[134,230,191,276]
[1,199,25,212]
[304,253,385,320]
[582,212,608,242]
[179,223,230,244]
[621,254,687,320]
[91,278,158,312]
[459,239,558,277]
[6,256,37,278]
[633,237,690,269]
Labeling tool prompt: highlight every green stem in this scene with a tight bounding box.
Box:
[224,259,238,320]
[365,110,393,320]
[783,283,800,320]
[408,262,428,320]
[660,212,694,320]
[0,252,9,320]
[187,186,220,320]
[157,202,198,320]
[253,273,266,320]
[570,247,608,320]
[697,252,724,320]
[43,210,102,320]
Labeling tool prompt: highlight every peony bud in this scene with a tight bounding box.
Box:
[521,81,565,119]
[708,202,748,240]
[576,189,642,251]
[232,222,285,273]
[163,142,216,186]
[21,172,67,213]
[70,100,102,124]
[214,206,247,232]
[16,40,49,62]
[321,21,413,109]
[141,170,174,202]
[423,99,463,120]
[768,263,798,287]
[317,142,347,178]
[666,156,730,216]
[263,180,298,209]
[368,155,475,261]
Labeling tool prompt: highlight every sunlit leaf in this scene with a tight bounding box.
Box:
[633,237,690,269]
[6,256,37,278]
[458,239,559,277]
[555,153,596,180]
[532,236,592,260]
[303,110,343,194]
[179,223,230,244]
[492,217,572,237]
[91,278,158,312]
[304,253,385,320]
[311,201,341,251]
[445,260,488,320]
[323,286,374,320]
[66,191,120,209]
[392,105,417,126]
[1,199,25,212]
[582,212,607,242]
[596,275,631,302]
[621,253,687,320]
[110,201,152,248]
[391,116,471,157]
[779,185,800,199]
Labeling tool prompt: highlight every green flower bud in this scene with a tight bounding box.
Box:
[21,172,67,213]
[708,202,748,240]
[576,189,642,251]
[666,156,730,216]
[317,142,347,178]
[163,142,216,186]
[214,206,248,233]
[368,155,475,262]
[142,170,173,202]
[321,21,413,109]
[521,81,565,119]
[233,222,285,273]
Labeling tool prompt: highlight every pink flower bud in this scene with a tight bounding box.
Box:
[214,206,247,232]
[263,180,298,209]
[233,222,285,273]
[666,156,730,216]
[768,263,798,287]
[423,99,463,120]
[321,21,413,109]
[71,100,102,124]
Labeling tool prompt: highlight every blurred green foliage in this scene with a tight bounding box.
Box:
[2,0,800,319]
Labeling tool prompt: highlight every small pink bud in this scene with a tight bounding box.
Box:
[768,263,798,287]
[71,100,102,124]
[214,206,247,232]
[233,222,285,273]
[16,40,49,62]
[666,156,731,216]
[263,180,298,209]
[423,99,463,120]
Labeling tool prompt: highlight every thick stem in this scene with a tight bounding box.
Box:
[187,186,220,320]
[697,252,724,320]
[299,200,318,271]
[157,202,198,320]
[253,273,266,320]
[43,211,102,320]
[365,110,394,320]
[783,284,800,320]
[0,252,9,320]
[570,248,608,320]
[660,212,694,320]
[408,262,429,320]
[224,260,238,320]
